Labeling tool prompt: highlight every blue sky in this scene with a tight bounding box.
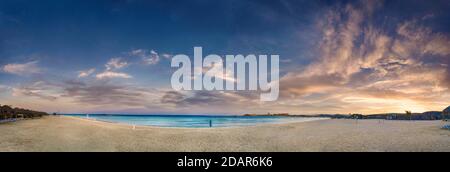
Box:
[1,0,449,114]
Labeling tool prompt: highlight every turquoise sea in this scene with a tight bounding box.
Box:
[65,114,325,128]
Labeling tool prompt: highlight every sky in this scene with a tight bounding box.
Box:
[0,0,449,115]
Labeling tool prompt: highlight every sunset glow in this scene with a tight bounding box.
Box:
[0,0,449,115]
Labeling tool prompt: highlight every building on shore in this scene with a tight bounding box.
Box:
[443,106,450,120]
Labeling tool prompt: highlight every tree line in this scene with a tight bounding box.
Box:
[0,105,48,120]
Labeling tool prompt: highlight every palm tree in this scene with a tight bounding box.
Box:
[1,105,13,119]
[0,104,4,120]
[405,110,412,120]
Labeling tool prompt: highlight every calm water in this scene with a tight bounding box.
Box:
[65,114,326,128]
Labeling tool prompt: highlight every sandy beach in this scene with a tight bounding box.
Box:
[0,116,449,152]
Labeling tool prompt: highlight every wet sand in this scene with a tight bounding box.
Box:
[0,116,449,152]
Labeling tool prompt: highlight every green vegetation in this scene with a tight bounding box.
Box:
[0,104,48,120]
[349,114,364,119]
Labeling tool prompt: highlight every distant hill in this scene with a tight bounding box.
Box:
[243,113,289,116]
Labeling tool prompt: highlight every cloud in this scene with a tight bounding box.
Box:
[3,78,175,113]
[161,53,173,59]
[95,71,132,79]
[63,82,143,106]
[94,58,132,80]
[159,90,288,114]
[394,20,450,57]
[105,58,128,70]
[277,1,450,113]
[280,73,345,97]
[77,68,95,78]
[12,88,57,101]
[130,49,160,65]
[161,90,259,107]
[0,85,10,93]
[11,81,58,101]
[161,91,185,104]
[2,61,41,76]
[193,65,237,83]
[59,80,172,112]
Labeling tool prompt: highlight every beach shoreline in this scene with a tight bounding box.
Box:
[0,116,449,152]
[63,115,330,129]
